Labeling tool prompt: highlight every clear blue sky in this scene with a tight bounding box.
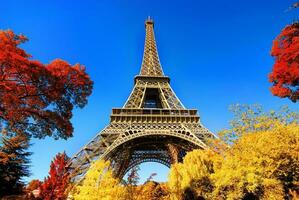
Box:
[1,0,298,184]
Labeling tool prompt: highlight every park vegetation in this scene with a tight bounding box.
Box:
[0,133,31,196]
[64,105,298,200]
[168,105,299,200]
[270,22,299,102]
[0,29,93,198]
[1,2,299,200]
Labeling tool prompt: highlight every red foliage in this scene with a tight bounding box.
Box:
[270,23,299,102]
[40,152,70,200]
[27,179,42,191]
[0,30,93,139]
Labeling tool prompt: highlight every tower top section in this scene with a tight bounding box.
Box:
[145,16,154,26]
[139,17,164,77]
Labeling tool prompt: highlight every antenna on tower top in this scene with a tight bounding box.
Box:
[145,16,154,25]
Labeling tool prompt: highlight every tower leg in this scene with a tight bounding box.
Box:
[113,148,132,178]
[167,144,179,164]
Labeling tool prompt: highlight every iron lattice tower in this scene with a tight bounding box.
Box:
[68,18,216,182]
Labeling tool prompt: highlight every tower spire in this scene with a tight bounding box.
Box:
[139,17,164,76]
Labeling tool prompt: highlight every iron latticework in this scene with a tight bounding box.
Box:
[67,18,216,182]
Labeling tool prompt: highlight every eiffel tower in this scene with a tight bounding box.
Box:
[68,17,216,182]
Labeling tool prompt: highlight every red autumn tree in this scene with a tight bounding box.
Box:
[0,30,93,139]
[269,22,299,102]
[26,179,42,199]
[27,179,42,192]
[40,152,70,200]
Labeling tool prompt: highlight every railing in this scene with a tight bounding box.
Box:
[111,108,197,116]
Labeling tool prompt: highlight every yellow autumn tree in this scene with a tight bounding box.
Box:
[70,159,125,200]
[168,163,184,200]
[218,104,298,143]
[168,149,221,200]
[167,105,299,200]
[213,121,299,199]
[135,181,170,200]
[213,104,299,199]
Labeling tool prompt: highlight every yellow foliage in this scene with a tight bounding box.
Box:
[167,106,299,200]
[70,160,125,200]
[168,163,184,200]
[261,179,285,200]
[219,104,298,143]
[68,106,298,200]
[70,160,170,200]
[168,150,220,200]
[213,121,299,199]
[134,181,170,200]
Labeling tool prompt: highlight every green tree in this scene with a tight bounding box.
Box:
[0,133,31,197]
